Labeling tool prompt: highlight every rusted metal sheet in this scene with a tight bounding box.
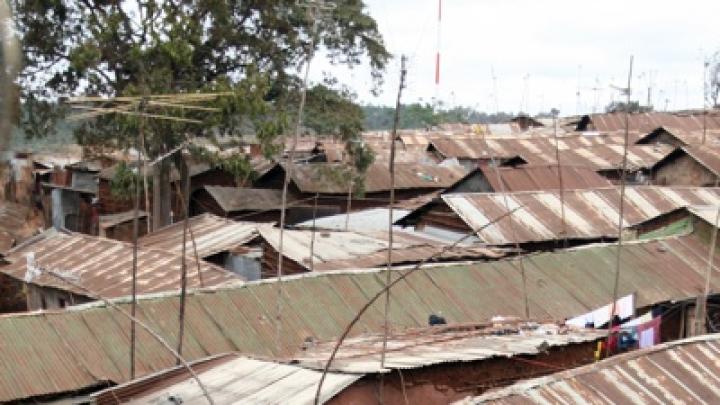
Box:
[286,161,466,194]
[582,111,720,133]
[681,145,720,176]
[139,213,261,258]
[293,323,604,374]
[479,165,612,192]
[460,334,720,404]
[259,225,502,271]
[428,135,666,169]
[202,186,290,212]
[92,354,362,405]
[0,234,719,401]
[1,229,244,299]
[441,186,720,245]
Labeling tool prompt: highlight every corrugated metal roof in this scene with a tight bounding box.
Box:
[95,354,360,405]
[98,210,149,229]
[201,186,290,212]
[283,161,467,194]
[429,135,668,169]
[681,145,720,176]
[687,205,720,226]
[460,334,720,404]
[258,226,406,267]
[139,213,261,258]
[293,323,604,374]
[478,165,612,192]
[582,111,720,133]
[0,234,718,401]
[1,229,244,299]
[441,186,720,245]
[640,126,720,145]
[295,208,411,232]
[260,224,502,270]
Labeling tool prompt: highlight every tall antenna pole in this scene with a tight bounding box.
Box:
[275,0,335,354]
[378,56,407,404]
[607,55,633,356]
[434,0,441,105]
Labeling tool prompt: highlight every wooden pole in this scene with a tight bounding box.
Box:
[607,56,634,356]
[381,55,407,369]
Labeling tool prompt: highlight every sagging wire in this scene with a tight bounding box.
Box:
[275,0,336,354]
[37,269,215,405]
[313,204,525,405]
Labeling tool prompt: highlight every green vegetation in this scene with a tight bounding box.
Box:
[362,103,516,130]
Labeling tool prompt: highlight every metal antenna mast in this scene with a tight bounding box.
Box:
[275,0,335,353]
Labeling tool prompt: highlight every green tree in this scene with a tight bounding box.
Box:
[13,0,389,227]
[605,100,653,113]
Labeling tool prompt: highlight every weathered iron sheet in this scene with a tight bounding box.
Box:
[1,234,720,401]
[94,354,361,405]
[202,186,290,212]
[460,334,720,404]
[584,111,720,133]
[286,161,466,194]
[139,213,260,258]
[1,229,244,298]
[293,323,604,374]
[429,135,670,170]
[442,186,720,245]
[480,165,612,192]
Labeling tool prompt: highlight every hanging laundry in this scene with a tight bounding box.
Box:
[636,316,662,348]
[566,293,635,328]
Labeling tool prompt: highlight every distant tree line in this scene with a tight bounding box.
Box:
[362,103,519,131]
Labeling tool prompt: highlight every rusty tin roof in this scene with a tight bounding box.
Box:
[1,229,244,298]
[293,322,604,374]
[280,161,466,194]
[0,234,717,401]
[441,186,720,245]
[460,334,720,404]
[139,213,261,258]
[477,165,612,192]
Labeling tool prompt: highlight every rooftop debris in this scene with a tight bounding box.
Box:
[292,321,604,374]
[0,234,716,401]
[459,334,720,404]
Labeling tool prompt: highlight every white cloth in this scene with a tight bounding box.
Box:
[566,294,635,328]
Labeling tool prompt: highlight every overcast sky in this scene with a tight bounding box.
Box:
[311,0,720,116]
